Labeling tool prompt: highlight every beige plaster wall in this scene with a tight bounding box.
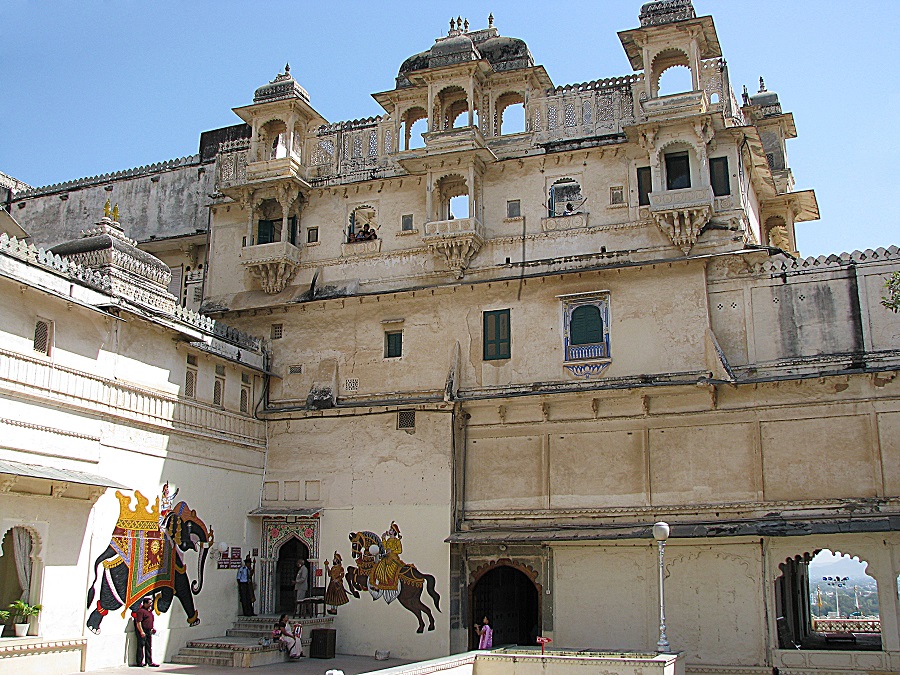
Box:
[554,542,766,666]
[462,374,900,513]
[264,411,453,659]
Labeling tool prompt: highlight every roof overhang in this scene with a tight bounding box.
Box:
[247,507,320,518]
[618,15,721,71]
[762,189,820,223]
[0,459,127,490]
[0,207,29,239]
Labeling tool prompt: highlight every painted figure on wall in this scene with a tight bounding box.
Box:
[85,487,213,633]
[324,551,349,614]
[345,521,441,633]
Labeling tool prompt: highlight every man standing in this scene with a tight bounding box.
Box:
[237,556,255,616]
[132,596,158,667]
[294,558,309,617]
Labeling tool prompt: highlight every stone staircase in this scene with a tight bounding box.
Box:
[171,615,334,668]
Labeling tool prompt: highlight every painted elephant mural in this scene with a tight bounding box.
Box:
[86,485,213,633]
[345,521,441,633]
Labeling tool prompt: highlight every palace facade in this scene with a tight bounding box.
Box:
[3,2,900,674]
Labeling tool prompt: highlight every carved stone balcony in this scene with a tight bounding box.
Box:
[649,185,714,254]
[642,91,708,120]
[422,217,484,278]
[240,240,302,294]
[340,238,382,257]
[423,125,487,153]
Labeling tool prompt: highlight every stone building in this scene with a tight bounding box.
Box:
[4,1,900,674]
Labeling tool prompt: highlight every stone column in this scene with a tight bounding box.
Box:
[467,84,474,128]
[871,556,900,652]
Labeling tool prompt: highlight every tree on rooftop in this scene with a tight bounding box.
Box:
[882,272,900,313]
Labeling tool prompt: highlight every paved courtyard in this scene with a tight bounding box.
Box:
[73,654,414,675]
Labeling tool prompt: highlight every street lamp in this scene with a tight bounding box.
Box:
[653,521,670,653]
[823,576,849,617]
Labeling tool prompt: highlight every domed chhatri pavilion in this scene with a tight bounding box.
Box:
[3,2,900,675]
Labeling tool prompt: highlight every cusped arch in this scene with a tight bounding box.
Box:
[650,48,691,96]
[0,523,43,561]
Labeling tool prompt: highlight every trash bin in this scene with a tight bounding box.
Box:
[310,628,336,659]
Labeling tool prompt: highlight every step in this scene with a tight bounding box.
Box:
[176,647,235,659]
[170,654,234,667]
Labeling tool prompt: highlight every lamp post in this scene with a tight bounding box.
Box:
[653,521,670,653]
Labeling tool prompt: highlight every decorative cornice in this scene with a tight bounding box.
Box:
[0,417,100,441]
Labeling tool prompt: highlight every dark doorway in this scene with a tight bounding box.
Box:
[471,565,539,648]
[276,538,310,615]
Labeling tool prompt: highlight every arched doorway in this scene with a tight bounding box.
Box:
[471,563,539,648]
[275,537,310,615]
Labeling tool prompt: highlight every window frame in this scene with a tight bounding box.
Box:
[401,214,414,231]
[637,166,652,206]
[306,226,319,244]
[506,200,521,218]
[664,152,691,190]
[483,309,511,361]
[384,330,403,359]
[558,291,611,378]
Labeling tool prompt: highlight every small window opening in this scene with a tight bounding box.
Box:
[401,214,414,231]
[665,152,691,190]
[186,354,198,367]
[548,178,584,217]
[385,331,403,358]
[349,206,378,242]
[637,167,652,206]
[401,107,428,150]
[271,324,284,340]
[240,385,251,413]
[307,227,319,244]
[344,378,359,392]
[497,92,526,135]
[507,200,521,218]
[609,186,625,205]
[288,364,303,375]
[710,157,730,196]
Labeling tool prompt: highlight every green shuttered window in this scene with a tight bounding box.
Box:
[483,309,511,360]
[570,305,603,345]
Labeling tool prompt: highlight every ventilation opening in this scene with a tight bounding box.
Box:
[271,324,284,340]
[33,320,51,355]
[344,378,359,392]
[184,369,197,399]
[397,410,416,430]
[288,364,303,375]
[213,378,224,407]
[240,386,251,413]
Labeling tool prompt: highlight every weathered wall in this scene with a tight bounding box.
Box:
[12,157,213,248]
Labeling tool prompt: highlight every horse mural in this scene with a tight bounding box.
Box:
[345,522,441,633]
[85,487,213,633]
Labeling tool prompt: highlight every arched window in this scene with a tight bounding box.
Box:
[570,305,603,345]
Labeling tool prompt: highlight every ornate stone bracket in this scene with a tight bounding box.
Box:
[564,361,611,379]
[240,240,302,294]
[422,217,484,278]
[649,186,714,254]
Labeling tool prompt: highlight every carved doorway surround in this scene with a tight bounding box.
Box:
[260,517,319,615]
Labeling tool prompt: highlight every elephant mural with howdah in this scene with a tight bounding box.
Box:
[344,521,441,634]
[86,484,213,633]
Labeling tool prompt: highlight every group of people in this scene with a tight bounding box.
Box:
[351,223,378,241]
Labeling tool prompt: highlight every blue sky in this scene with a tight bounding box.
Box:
[2,1,897,257]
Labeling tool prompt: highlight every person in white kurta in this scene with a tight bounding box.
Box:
[294,559,309,616]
